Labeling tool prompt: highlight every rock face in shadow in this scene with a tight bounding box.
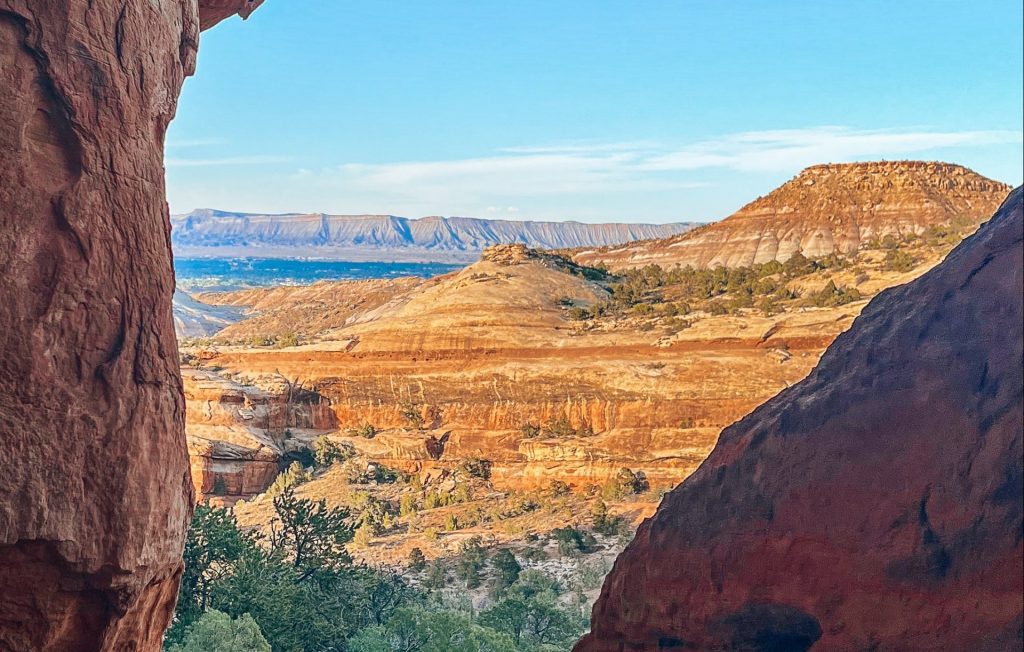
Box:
[576,187,1023,651]
[0,1,263,650]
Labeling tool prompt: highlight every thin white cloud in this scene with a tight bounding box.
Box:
[166,155,291,167]
[295,126,1018,208]
[167,125,1021,219]
[642,126,1023,172]
[498,140,661,154]
[165,137,229,149]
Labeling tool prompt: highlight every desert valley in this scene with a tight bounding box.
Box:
[1,3,1020,651]
[161,160,1017,648]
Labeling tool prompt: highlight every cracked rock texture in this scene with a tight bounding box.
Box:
[576,187,1023,651]
[0,1,262,650]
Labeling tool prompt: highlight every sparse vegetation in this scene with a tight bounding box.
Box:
[267,461,311,497]
[455,536,487,588]
[601,467,649,500]
[805,280,862,307]
[346,422,378,439]
[312,436,353,467]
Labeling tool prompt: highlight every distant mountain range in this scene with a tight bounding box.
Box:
[170,210,698,263]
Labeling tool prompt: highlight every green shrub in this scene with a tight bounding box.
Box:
[313,436,353,467]
[808,280,862,307]
[591,499,621,536]
[884,249,917,272]
[400,402,425,429]
[456,537,487,588]
[408,547,427,572]
[601,467,649,499]
[274,332,299,348]
[519,421,542,438]
[346,422,378,439]
[167,609,270,652]
[457,457,492,480]
[551,527,597,556]
[566,306,592,321]
[423,559,448,589]
[399,493,419,516]
[267,461,311,497]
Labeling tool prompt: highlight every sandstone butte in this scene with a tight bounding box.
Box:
[0,2,264,651]
[573,161,1011,270]
[576,187,1023,651]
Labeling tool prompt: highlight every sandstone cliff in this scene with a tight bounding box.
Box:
[575,161,1010,270]
[183,369,336,503]
[576,188,1023,651]
[0,2,262,650]
[171,210,696,263]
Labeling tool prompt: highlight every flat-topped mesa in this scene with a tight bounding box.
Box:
[574,160,1012,270]
[736,160,1012,216]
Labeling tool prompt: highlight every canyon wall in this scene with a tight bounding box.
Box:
[0,2,262,649]
[184,369,337,503]
[577,188,1023,651]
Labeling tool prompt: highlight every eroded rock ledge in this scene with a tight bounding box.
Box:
[576,187,1022,650]
[0,1,264,649]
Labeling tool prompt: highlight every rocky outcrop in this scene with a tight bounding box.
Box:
[183,368,336,503]
[575,161,1011,270]
[171,210,696,263]
[577,188,1023,651]
[198,0,265,30]
[0,2,263,650]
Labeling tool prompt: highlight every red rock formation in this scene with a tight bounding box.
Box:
[577,187,1023,651]
[199,0,265,30]
[0,2,263,650]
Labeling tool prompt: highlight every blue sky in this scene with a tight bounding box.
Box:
[167,1,1023,223]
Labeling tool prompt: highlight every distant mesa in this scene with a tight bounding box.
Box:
[574,161,1012,270]
[170,210,698,263]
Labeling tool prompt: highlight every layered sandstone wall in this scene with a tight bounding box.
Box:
[183,368,336,502]
[0,2,262,649]
[576,188,1023,651]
